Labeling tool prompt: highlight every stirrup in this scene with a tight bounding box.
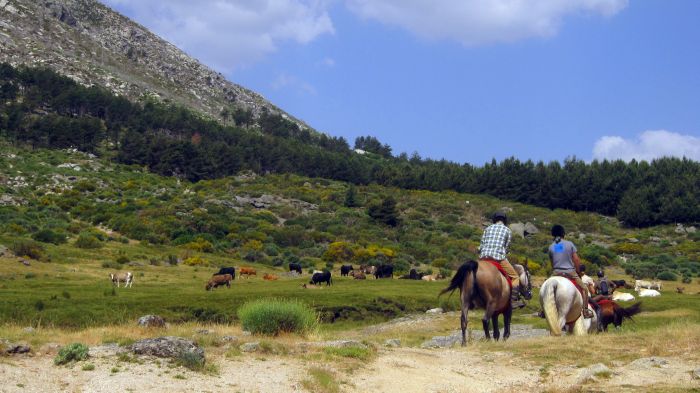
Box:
[583,309,594,319]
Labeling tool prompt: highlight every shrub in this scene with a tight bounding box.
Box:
[611,243,643,255]
[32,229,66,245]
[237,298,318,336]
[10,240,45,260]
[101,261,122,270]
[54,343,89,365]
[75,233,102,249]
[184,237,214,253]
[116,256,130,265]
[323,346,372,360]
[183,256,207,266]
[82,363,95,371]
[175,351,205,371]
[34,299,44,311]
[657,271,678,281]
[682,276,692,284]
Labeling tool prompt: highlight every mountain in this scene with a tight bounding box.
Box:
[0,0,308,129]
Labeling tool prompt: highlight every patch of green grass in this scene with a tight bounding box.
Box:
[82,363,95,371]
[302,367,339,393]
[111,366,120,373]
[173,374,186,380]
[238,298,318,336]
[323,346,372,360]
[175,351,205,372]
[225,347,241,358]
[54,343,89,365]
[258,340,289,355]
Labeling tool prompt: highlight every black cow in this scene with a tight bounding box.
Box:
[289,262,302,274]
[215,267,236,280]
[611,280,626,288]
[375,265,394,279]
[310,271,332,286]
[340,265,354,276]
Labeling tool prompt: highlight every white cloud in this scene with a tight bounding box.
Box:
[101,0,334,71]
[271,73,317,95]
[345,0,627,45]
[592,130,700,162]
[320,57,335,67]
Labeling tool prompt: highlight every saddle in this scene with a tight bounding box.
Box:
[555,272,584,297]
[480,258,512,290]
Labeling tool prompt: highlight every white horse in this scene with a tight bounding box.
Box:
[540,276,597,336]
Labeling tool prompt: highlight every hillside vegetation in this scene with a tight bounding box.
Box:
[1,64,698,227]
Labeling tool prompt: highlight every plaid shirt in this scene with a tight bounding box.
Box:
[479,222,511,261]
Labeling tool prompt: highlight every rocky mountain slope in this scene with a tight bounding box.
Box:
[0,0,308,128]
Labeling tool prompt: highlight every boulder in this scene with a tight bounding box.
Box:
[22,327,35,333]
[693,368,700,380]
[88,343,122,358]
[686,226,697,234]
[509,223,526,239]
[577,363,612,384]
[384,339,401,348]
[420,334,461,349]
[675,224,686,234]
[627,357,669,369]
[425,308,443,314]
[137,315,166,328]
[239,342,260,352]
[128,336,204,362]
[523,222,539,236]
[321,340,368,349]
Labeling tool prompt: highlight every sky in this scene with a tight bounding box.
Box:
[101,0,700,165]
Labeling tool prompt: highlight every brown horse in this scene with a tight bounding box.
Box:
[440,260,531,345]
[597,300,642,331]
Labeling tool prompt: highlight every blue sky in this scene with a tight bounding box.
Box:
[102,1,700,164]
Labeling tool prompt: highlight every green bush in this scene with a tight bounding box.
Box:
[75,233,103,249]
[657,271,678,281]
[116,256,130,265]
[32,229,66,244]
[10,239,46,260]
[54,343,89,365]
[237,298,318,336]
[101,261,122,270]
[175,351,205,371]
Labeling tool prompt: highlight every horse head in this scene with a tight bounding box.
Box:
[517,262,533,300]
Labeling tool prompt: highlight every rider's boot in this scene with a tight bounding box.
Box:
[510,288,525,309]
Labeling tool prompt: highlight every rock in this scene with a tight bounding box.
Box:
[0,245,12,257]
[195,329,211,335]
[220,336,238,344]
[239,342,260,352]
[649,236,662,242]
[501,207,513,213]
[19,258,30,266]
[523,222,539,236]
[128,336,204,362]
[1,340,31,355]
[137,315,166,328]
[578,233,586,240]
[591,241,611,249]
[426,308,443,314]
[509,223,526,239]
[242,330,252,336]
[420,335,461,349]
[384,339,401,348]
[303,182,312,188]
[39,343,61,355]
[88,343,122,358]
[686,226,697,234]
[675,224,686,234]
[577,363,612,384]
[693,368,700,380]
[321,340,368,349]
[22,327,35,333]
[626,237,639,243]
[628,357,669,369]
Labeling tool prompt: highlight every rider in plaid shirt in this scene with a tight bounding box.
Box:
[479,211,524,308]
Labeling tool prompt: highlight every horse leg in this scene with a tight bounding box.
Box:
[482,316,491,340]
[460,308,467,346]
[491,314,500,341]
[503,308,512,341]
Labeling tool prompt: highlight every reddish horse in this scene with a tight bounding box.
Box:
[596,299,642,331]
[441,260,531,345]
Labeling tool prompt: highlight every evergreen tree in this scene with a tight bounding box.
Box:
[368,196,400,226]
[344,184,358,207]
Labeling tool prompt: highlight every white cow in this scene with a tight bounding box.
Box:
[634,280,652,291]
[612,291,635,301]
[110,272,133,288]
[638,289,660,297]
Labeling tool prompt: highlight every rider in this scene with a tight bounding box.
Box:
[580,265,596,296]
[595,270,613,296]
[478,211,524,308]
[547,225,594,318]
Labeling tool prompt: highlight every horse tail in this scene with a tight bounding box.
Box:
[440,260,478,297]
[615,302,642,321]
[542,280,562,336]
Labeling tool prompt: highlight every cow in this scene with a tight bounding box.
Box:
[206,274,232,291]
[263,273,278,281]
[676,287,685,294]
[650,281,662,290]
[301,283,322,289]
[634,280,651,291]
[360,265,376,275]
[340,265,354,277]
[374,265,394,279]
[351,271,366,280]
[215,267,236,280]
[310,271,332,286]
[110,272,133,288]
[612,291,635,302]
[421,274,437,282]
[289,263,302,274]
[639,289,661,297]
[611,279,626,288]
[239,267,257,278]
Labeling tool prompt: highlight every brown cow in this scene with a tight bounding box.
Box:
[676,287,685,294]
[301,283,322,289]
[239,267,257,278]
[263,273,278,281]
[206,274,232,291]
[351,271,366,280]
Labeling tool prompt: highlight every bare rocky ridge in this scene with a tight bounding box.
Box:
[0,0,310,129]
